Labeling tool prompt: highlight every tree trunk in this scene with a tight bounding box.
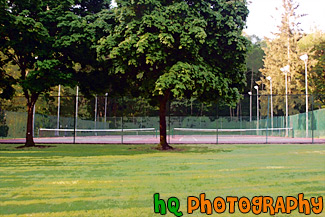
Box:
[25,94,38,147]
[157,91,173,150]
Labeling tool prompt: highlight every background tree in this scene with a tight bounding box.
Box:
[259,0,305,115]
[98,0,249,149]
[245,35,265,93]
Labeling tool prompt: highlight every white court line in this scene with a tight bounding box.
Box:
[179,136,184,141]
[192,136,198,142]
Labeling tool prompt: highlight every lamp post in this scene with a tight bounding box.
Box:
[94,95,98,136]
[56,85,61,136]
[254,86,259,131]
[300,54,308,137]
[104,93,108,124]
[248,91,252,122]
[75,86,79,136]
[280,65,289,136]
[266,76,273,129]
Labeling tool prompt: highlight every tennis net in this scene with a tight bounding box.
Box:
[172,127,294,137]
[173,127,293,133]
[169,127,297,144]
[39,128,157,137]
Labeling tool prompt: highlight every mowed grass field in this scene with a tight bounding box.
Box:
[0,144,324,217]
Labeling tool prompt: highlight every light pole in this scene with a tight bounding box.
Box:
[280,65,289,136]
[254,86,259,131]
[75,86,79,136]
[94,95,98,136]
[248,91,252,122]
[33,104,35,137]
[300,54,308,137]
[56,84,61,136]
[104,93,108,125]
[266,76,273,129]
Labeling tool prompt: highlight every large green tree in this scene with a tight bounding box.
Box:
[98,0,249,149]
[1,1,68,146]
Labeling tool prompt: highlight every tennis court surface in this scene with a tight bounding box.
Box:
[2,128,325,144]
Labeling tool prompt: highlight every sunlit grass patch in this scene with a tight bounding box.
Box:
[0,144,324,216]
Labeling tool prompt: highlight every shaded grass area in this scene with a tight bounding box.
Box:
[0,144,324,216]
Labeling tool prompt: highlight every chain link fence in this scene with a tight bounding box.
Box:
[1,93,324,144]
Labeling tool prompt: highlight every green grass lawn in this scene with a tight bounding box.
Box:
[0,144,324,217]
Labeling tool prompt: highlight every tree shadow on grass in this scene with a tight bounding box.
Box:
[16,145,57,149]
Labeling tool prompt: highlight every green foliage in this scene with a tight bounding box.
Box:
[0,1,75,99]
[298,31,325,105]
[55,6,117,96]
[98,0,249,106]
[0,0,113,99]
[0,68,15,100]
[260,0,325,113]
[0,0,113,145]
[0,107,9,137]
[245,35,265,92]
[72,0,111,16]
[259,0,307,115]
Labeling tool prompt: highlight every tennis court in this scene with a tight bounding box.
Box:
[2,128,325,144]
[1,94,324,145]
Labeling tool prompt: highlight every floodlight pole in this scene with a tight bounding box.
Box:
[75,86,79,138]
[285,72,288,136]
[300,54,308,137]
[94,95,97,135]
[254,86,259,131]
[33,104,35,137]
[56,84,61,136]
[266,76,273,129]
[248,91,252,122]
[33,56,37,137]
[281,65,289,137]
[104,93,108,123]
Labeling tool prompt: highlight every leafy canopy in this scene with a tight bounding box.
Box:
[0,0,76,98]
[298,31,325,105]
[98,0,249,105]
[0,0,113,98]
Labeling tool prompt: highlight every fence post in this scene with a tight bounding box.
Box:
[56,85,61,136]
[94,95,97,136]
[32,104,35,138]
[266,95,270,144]
[311,95,314,144]
[121,97,124,144]
[216,103,219,144]
[168,100,171,144]
[73,92,77,144]
[237,103,243,135]
[104,93,108,128]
